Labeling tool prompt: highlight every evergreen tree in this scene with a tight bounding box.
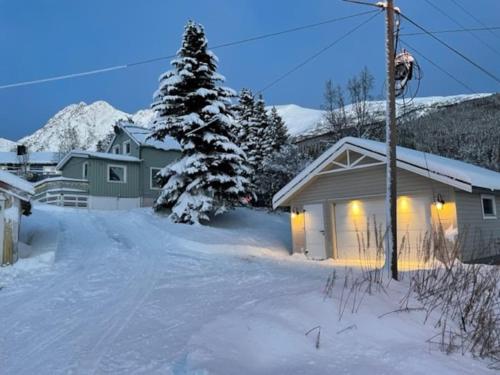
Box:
[234,89,258,171]
[151,21,250,224]
[268,106,288,152]
[253,95,273,161]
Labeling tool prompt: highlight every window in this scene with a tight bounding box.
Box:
[107,165,127,183]
[123,141,131,155]
[150,167,162,190]
[112,145,121,154]
[82,162,88,179]
[481,195,497,219]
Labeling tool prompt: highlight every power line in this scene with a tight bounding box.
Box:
[257,10,382,94]
[399,12,500,85]
[400,26,500,37]
[0,10,379,90]
[188,10,382,136]
[449,0,500,41]
[422,0,500,56]
[400,39,475,93]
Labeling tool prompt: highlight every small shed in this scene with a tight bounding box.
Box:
[0,170,34,265]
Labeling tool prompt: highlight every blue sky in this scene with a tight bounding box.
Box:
[1,0,499,140]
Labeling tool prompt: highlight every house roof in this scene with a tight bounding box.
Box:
[0,152,60,165]
[113,122,181,152]
[57,150,141,170]
[0,170,34,200]
[273,137,500,208]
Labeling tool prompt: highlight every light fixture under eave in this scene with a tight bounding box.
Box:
[435,194,445,210]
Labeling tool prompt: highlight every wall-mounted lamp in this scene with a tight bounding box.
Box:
[435,194,445,210]
[291,208,304,218]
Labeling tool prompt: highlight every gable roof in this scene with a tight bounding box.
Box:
[273,137,500,208]
[111,122,181,152]
[0,152,60,165]
[0,170,34,201]
[57,150,141,170]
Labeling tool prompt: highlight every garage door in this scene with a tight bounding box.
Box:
[334,196,431,266]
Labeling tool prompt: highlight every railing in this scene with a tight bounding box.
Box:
[34,177,89,208]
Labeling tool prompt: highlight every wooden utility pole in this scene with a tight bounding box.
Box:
[384,0,398,280]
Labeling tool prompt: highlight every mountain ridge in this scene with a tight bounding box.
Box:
[5,93,494,152]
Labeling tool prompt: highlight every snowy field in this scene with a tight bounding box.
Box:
[0,206,495,374]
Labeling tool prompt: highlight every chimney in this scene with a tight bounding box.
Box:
[17,145,27,156]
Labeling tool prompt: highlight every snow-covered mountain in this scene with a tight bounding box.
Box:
[19,101,154,152]
[0,137,17,152]
[16,93,493,152]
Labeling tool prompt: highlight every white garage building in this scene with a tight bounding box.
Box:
[273,137,500,267]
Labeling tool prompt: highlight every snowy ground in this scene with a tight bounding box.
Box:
[0,206,495,374]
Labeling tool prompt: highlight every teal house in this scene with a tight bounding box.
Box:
[34,122,180,210]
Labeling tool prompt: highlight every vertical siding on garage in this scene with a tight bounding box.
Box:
[455,190,500,262]
[87,158,141,198]
[288,165,456,258]
[290,205,305,254]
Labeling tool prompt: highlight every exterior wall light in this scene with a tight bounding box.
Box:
[435,194,445,210]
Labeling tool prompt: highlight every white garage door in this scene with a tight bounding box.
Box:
[304,204,326,260]
[334,196,430,266]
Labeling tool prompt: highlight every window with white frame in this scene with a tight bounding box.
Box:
[481,195,497,219]
[150,167,162,190]
[107,164,127,183]
[82,162,88,179]
[123,141,131,155]
[112,145,121,154]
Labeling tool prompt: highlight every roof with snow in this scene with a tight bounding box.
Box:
[273,137,500,208]
[114,123,181,152]
[0,170,34,200]
[0,152,60,165]
[57,151,141,170]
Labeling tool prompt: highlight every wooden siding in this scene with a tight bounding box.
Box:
[87,158,141,198]
[140,148,180,200]
[455,190,500,261]
[61,157,87,180]
[291,165,453,205]
[109,130,141,157]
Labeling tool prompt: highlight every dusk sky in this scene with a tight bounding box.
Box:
[1,0,499,140]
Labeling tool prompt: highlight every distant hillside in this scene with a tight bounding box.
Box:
[399,93,500,172]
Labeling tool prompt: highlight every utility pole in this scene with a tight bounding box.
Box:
[384,0,398,281]
[343,0,399,279]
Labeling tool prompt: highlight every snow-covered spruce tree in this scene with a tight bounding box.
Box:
[150,21,250,224]
[267,106,288,152]
[254,95,274,160]
[234,89,259,172]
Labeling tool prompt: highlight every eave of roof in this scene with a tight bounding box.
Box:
[57,151,141,170]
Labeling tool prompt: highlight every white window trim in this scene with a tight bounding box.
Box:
[107,164,127,184]
[112,145,121,155]
[481,194,497,219]
[123,140,131,155]
[150,167,162,190]
[82,162,89,179]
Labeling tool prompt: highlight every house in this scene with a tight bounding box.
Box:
[0,149,60,181]
[273,137,500,266]
[0,170,33,265]
[33,122,181,209]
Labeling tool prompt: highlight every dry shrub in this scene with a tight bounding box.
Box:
[403,226,500,368]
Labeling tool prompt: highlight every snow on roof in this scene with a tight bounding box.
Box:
[0,170,34,196]
[0,152,60,165]
[57,150,141,170]
[119,123,181,151]
[273,137,500,208]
